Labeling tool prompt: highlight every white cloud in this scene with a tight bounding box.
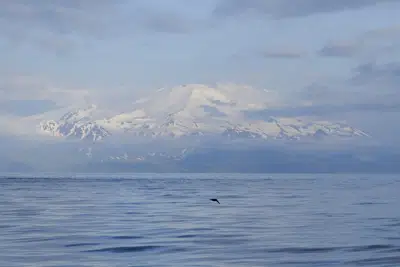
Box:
[0,73,93,135]
[0,74,90,106]
[0,0,398,144]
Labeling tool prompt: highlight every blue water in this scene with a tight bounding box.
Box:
[0,173,399,267]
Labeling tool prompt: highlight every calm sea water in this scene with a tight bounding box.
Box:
[0,173,399,267]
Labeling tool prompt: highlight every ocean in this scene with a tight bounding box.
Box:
[0,173,399,267]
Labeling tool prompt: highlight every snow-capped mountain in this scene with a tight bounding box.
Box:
[39,104,111,141]
[39,83,369,142]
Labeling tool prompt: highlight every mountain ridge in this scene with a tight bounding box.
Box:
[39,83,369,142]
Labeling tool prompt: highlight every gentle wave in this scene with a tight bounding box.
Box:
[84,245,162,253]
[0,174,399,266]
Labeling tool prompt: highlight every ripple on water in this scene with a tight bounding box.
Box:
[0,174,399,267]
[355,201,388,206]
[111,235,143,240]
[83,245,162,253]
[346,244,396,252]
[65,243,101,248]
[266,246,341,254]
[347,256,400,265]
[176,234,197,238]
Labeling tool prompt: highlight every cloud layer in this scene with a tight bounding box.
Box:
[0,1,400,141]
[319,26,400,59]
[214,0,400,18]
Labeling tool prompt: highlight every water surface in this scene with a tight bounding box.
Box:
[0,173,399,266]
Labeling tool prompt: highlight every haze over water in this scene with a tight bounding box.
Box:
[0,173,399,266]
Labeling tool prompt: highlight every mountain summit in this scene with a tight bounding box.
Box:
[40,104,111,141]
[39,83,369,142]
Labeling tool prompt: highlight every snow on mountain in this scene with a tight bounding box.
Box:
[39,83,369,142]
[39,104,111,141]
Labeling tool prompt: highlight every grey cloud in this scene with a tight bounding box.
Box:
[0,1,126,53]
[267,60,400,120]
[319,26,400,58]
[363,25,400,40]
[263,50,304,59]
[0,0,206,52]
[213,0,400,19]
[0,75,90,108]
[141,17,192,34]
[0,1,124,37]
[126,0,216,34]
[319,43,359,57]
[0,75,48,98]
[135,10,201,34]
[0,100,60,117]
[350,62,400,92]
[232,48,306,63]
[245,103,400,119]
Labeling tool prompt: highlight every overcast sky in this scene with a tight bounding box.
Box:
[0,0,399,141]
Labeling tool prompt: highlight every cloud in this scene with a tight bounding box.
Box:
[231,47,307,64]
[0,1,125,53]
[262,50,305,59]
[131,1,213,34]
[0,1,125,36]
[213,0,400,19]
[291,61,400,113]
[243,59,400,142]
[349,62,400,103]
[0,73,97,135]
[246,103,400,120]
[0,73,147,117]
[0,100,60,117]
[0,0,210,53]
[318,26,400,58]
[136,13,195,34]
[0,74,90,108]
[319,43,359,57]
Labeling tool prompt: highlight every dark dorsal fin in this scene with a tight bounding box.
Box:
[210,198,220,204]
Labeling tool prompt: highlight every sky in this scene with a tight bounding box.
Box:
[0,0,400,141]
